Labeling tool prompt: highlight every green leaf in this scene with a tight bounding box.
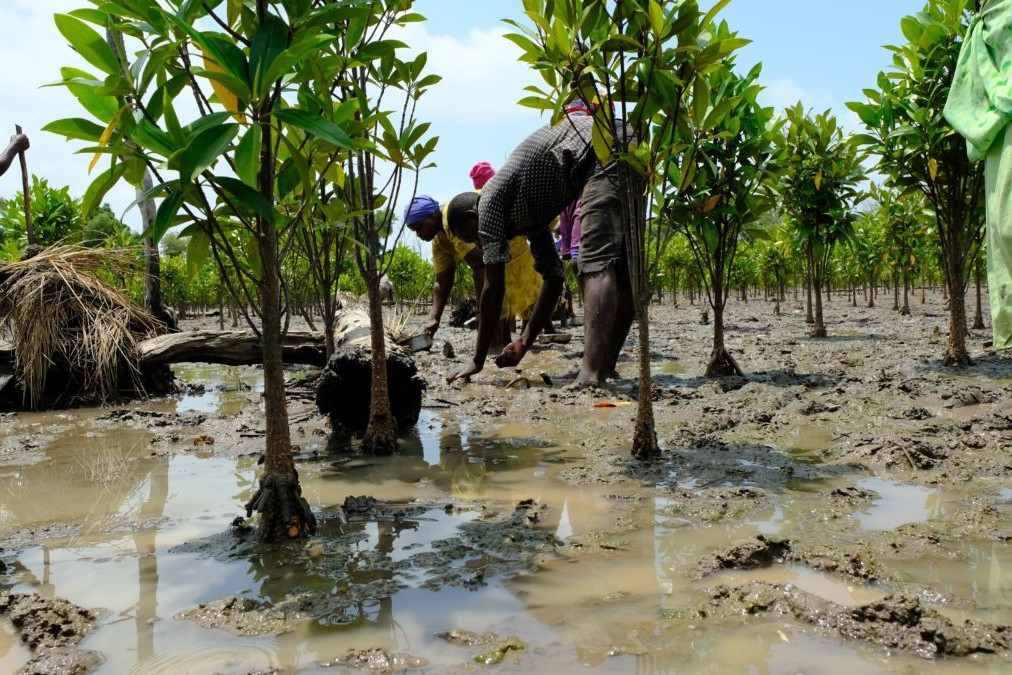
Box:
[356,39,408,62]
[591,123,614,164]
[275,109,353,149]
[243,231,262,277]
[517,95,554,110]
[153,189,186,243]
[178,124,239,182]
[42,118,106,143]
[55,67,119,122]
[693,75,710,124]
[133,119,177,157]
[164,15,251,92]
[647,0,665,36]
[263,34,333,85]
[212,175,276,224]
[82,161,128,217]
[186,227,211,276]
[250,12,290,97]
[234,125,262,186]
[54,14,122,75]
[701,0,732,28]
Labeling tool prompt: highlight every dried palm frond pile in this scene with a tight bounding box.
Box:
[0,245,166,408]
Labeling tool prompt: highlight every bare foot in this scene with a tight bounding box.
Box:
[569,372,609,390]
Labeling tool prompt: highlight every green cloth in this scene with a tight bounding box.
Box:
[945,0,1012,349]
[984,123,1012,349]
[944,0,1012,163]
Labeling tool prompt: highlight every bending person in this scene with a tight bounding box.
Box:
[445,114,638,386]
[403,195,539,344]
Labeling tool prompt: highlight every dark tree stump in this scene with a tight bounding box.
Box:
[315,310,426,437]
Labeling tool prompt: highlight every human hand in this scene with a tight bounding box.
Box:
[447,359,482,384]
[494,340,527,368]
[423,317,440,337]
[9,134,28,153]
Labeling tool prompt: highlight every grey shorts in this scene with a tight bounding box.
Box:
[577,161,626,276]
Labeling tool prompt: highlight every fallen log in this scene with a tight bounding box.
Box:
[137,330,326,367]
[316,309,426,437]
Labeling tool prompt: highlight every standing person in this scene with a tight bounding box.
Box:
[0,134,29,177]
[945,0,1012,349]
[403,195,539,342]
[444,114,638,387]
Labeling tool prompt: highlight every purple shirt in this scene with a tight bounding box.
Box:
[559,198,582,260]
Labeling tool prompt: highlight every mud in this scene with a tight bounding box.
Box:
[0,592,102,673]
[698,582,1008,658]
[3,292,1012,671]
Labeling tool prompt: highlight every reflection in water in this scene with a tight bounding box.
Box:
[855,477,937,531]
[2,392,1012,673]
[173,364,265,415]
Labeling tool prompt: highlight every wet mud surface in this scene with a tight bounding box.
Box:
[2,292,1012,672]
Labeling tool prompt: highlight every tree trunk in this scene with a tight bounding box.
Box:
[893,271,900,311]
[323,296,337,359]
[630,300,658,459]
[138,330,326,367]
[901,267,911,316]
[973,265,985,330]
[705,298,743,377]
[359,273,399,454]
[245,220,316,541]
[243,98,315,542]
[942,265,972,367]
[804,268,814,324]
[137,171,176,331]
[807,246,826,337]
[316,308,425,440]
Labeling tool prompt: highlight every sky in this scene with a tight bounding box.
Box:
[0,0,925,252]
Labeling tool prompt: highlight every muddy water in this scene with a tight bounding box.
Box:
[4,297,1012,672]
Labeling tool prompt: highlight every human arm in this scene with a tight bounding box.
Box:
[495,228,566,366]
[462,246,485,292]
[447,261,505,383]
[494,274,564,367]
[426,264,455,336]
[0,134,29,177]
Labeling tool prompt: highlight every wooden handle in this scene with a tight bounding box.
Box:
[14,124,33,246]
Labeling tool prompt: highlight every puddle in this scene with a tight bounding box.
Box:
[855,477,937,531]
[711,565,885,607]
[785,424,832,459]
[173,365,265,415]
[654,360,685,376]
[1,363,1012,673]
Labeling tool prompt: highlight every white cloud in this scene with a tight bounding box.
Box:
[394,23,545,126]
[760,77,830,114]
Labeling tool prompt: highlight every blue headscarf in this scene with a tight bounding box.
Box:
[403,195,440,226]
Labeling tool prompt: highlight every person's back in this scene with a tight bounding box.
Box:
[477,115,597,267]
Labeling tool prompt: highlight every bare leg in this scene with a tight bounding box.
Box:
[605,265,634,378]
[574,268,618,387]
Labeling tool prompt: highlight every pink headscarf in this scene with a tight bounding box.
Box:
[469,161,496,189]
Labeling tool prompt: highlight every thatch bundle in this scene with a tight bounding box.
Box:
[0,246,166,408]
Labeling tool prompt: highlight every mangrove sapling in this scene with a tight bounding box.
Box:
[672,62,785,378]
[847,0,984,365]
[777,105,865,339]
[505,0,745,458]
